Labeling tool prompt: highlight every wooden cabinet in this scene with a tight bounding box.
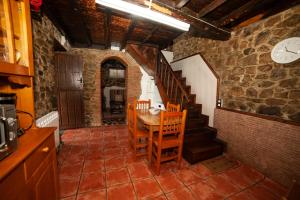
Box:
[0,128,59,200]
[0,0,33,76]
[0,0,35,130]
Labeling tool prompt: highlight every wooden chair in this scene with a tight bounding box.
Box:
[166,102,180,112]
[136,99,151,110]
[152,109,187,175]
[127,102,149,158]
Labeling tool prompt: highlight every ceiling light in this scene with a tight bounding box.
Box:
[95,0,190,31]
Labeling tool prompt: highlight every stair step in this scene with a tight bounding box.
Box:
[188,94,196,104]
[186,115,209,128]
[183,141,224,164]
[184,127,217,144]
[179,77,186,86]
[173,70,182,78]
[184,85,191,94]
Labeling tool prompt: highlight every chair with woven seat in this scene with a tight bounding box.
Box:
[151,110,187,175]
[166,102,180,112]
[127,102,149,158]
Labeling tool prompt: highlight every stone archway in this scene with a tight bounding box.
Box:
[70,48,142,127]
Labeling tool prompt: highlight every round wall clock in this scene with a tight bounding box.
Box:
[271,37,300,64]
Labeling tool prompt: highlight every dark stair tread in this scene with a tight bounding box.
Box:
[183,141,224,164]
[173,70,182,78]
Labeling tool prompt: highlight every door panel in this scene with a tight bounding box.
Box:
[55,53,84,129]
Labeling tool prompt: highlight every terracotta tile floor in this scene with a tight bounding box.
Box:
[58,126,287,200]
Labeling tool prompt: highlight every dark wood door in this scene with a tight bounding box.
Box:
[55,53,84,129]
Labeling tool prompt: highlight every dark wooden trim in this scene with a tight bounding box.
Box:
[216,0,262,27]
[120,19,136,50]
[175,0,191,8]
[171,52,220,103]
[217,107,300,127]
[142,27,159,44]
[104,10,112,49]
[198,0,227,17]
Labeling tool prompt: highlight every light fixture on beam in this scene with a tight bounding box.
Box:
[95,0,190,31]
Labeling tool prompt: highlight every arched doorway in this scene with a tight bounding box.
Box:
[101,58,127,125]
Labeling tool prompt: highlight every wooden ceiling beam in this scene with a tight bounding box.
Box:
[216,0,262,27]
[127,0,231,40]
[120,19,136,50]
[175,0,191,9]
[104,10,112,49]
[69,0,92,46]
[198,0,227,17]
[142,26,159,44]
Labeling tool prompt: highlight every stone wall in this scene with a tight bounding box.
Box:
[70,48,142,127]
[214,108,300,187]
[173,5,300,122]
[32,15,70,119]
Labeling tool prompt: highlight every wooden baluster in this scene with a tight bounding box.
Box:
[167,68,170,96]
[170,76,174,101]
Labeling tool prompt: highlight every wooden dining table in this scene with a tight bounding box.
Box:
[136,110,161,162]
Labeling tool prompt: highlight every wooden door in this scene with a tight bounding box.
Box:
[55,53,84,129]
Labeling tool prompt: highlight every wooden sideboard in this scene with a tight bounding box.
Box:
[0,127,59,200]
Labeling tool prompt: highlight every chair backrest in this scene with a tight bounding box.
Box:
[158,110,187,142]
[166,102,180,112]
[136,99,151,110]
[127,103,137,133]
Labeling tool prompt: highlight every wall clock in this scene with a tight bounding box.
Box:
[271,37,300,64]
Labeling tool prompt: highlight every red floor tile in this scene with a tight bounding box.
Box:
[155,171,184,193]
[128,162,153,180]
[63,154,85,166]
[133,177,163,199]
[83,159,105,173]
[149,195,168,200]
[247,185,279,200]
[76,189,106,200]
[78,172,106,193]
[106,168,130,187]
[61,195,76,200]
[107,183,136,200]
[166,187,196,200]
[190,163,213,178]
[228,191,254,200]
[59,163,83,178]
[238,165,264,184]
[222,167,254,189]
[174,168,202,186]
[105,156,127,170]
[85,150,103,160]
[258,178,288,197]
[59,177,80,198]
[189,180,223,200]
[206,174,240,197]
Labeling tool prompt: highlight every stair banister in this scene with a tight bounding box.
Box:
[155,52,190,108]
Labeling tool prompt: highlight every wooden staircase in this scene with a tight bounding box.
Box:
[155,52,225,164]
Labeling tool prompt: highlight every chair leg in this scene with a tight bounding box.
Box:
[177,146,182,169]
[156,147,161,175]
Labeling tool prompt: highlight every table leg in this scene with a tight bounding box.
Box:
[148,125,153,163]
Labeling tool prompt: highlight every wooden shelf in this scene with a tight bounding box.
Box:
[0,61,30,76]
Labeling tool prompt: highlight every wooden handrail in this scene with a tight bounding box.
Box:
[155,52,190,108]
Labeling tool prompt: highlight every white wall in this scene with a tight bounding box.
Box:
[139,66,165,109]
[161,50,173,64]
[171,55,218,126]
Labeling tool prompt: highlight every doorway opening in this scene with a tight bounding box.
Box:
[101,58,127,125]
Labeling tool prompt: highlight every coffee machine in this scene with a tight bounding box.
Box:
[0,93,18,161]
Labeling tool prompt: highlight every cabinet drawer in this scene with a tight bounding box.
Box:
[24,135,55,180]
